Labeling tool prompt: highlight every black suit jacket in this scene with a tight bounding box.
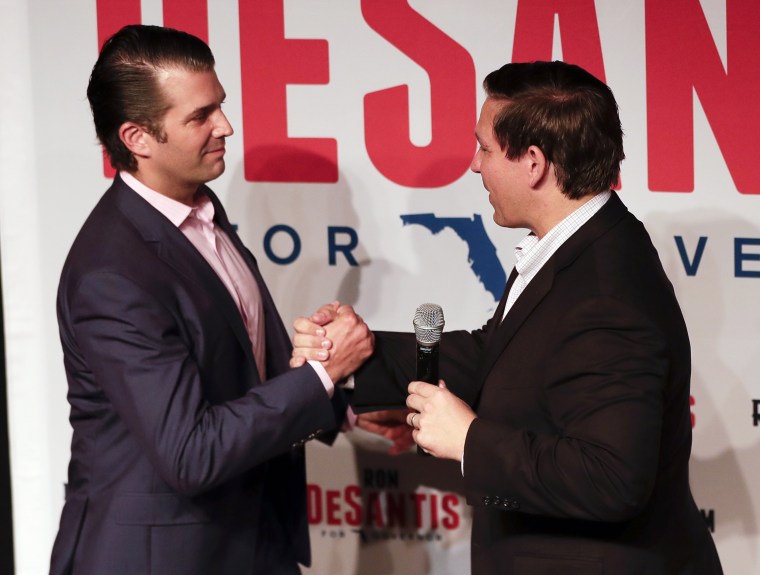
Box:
[50,175,342,574]
[354,193,722,574]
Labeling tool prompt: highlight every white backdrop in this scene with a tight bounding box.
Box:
[1,0,759,573]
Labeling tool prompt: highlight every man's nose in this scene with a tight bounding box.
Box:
[212,110,234,138]
[470,151,482,173]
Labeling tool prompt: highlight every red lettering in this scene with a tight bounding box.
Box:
[362,0,476,187]
[306,484,322,524]
[163,0,208,42]
[344,485,363,527]
[95,0,141,178]
[366,492,385,528]
[325,489,341,525]
[646,0,760,194]
[690,395,696,429]
[512,0,606,81]
[441,494,460,529]
[386,492,407,528]
[304,484,463,531]
[429,493,439,529]
[239,0,337,182]
[95,0,140,50]
[411,493,426,529]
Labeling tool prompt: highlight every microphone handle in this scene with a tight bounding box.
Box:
[416,344,439,383]
[415,343,439,456]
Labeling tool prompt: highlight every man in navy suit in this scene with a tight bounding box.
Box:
[50,24,373,575]
[293,62,723,574]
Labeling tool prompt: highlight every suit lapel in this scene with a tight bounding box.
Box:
[482,267,518,350]
[204,187,292,379]
[476,193,630,385]
[110,177,258,374]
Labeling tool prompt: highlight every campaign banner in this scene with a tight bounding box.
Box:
[1,0,758,573]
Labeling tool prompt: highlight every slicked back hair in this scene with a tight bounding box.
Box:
[483,61,625,200]
[87,24,216,172]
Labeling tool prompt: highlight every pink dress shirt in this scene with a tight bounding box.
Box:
[119,172,333,396]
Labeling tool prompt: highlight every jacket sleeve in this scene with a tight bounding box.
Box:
[352,327,487,413]
[463,296,669,522]
[62,270,337,497]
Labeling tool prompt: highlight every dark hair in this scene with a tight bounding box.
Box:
[87,25,216,171]
[482,61,624,200]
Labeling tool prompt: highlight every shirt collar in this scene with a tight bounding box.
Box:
[514,190,612,277]
[119,171,214,228]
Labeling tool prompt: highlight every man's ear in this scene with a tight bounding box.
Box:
[525,145,550,188]
[118,122,152,159]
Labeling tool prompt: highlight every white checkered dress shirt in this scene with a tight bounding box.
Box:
[502,190,612,320]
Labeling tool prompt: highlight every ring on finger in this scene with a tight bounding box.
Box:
[410,413,417,428]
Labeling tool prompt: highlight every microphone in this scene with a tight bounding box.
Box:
[413,303,445,384]
[413,304,444,456]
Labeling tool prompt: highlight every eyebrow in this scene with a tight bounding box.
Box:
[187,92,227,119]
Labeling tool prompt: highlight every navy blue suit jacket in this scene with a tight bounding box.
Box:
[50,175,340,574]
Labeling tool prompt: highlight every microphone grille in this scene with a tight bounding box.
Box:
[413,303,445,345]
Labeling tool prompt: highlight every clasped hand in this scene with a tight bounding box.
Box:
[291,302,476,460]
[291,302,414,454]
[290,301,373,383]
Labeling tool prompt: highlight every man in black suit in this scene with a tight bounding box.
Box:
[292,61,723,574]
[50,25,372,575]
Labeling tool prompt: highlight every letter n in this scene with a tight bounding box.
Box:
[646,0,760,194]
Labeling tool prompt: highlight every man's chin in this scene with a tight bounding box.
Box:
[492,213,510,228]
[205,161,226,182]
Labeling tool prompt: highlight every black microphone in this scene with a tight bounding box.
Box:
[413,303,445,455]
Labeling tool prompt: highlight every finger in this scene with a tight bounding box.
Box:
[311,302,341,325]
[406,394,424,414]
[438,379,447,389]
[384,425,414,441]
[358,420,393,436]
[335,304,356,316]
[412,430,432,456]
[291,347,329,361]
[293,317,327,337]
[387,434,416,455]
[293,333,331,348]
[290,356,306,368]
[293,334,333,354]
[407,380,438,397]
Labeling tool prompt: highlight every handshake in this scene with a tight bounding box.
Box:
[288,302,476,461]
[288,301,373,383]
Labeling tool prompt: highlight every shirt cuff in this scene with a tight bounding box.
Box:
[307,360,334,398]
[341,405,358,432]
